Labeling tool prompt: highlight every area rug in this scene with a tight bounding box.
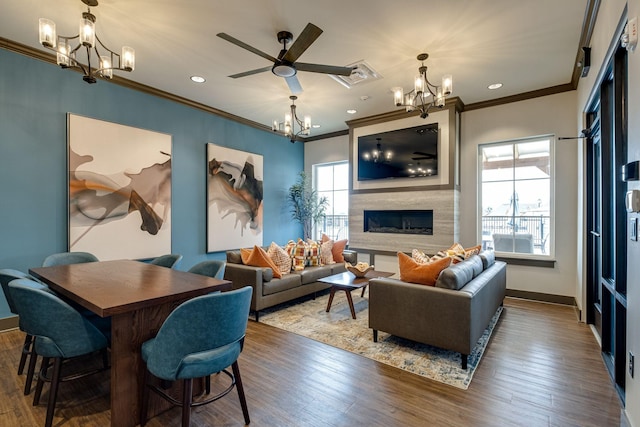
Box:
[259,290,502,390]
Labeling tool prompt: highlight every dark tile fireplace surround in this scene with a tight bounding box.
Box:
[364,210,433,235]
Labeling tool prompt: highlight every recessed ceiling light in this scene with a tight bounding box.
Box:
[190,75,206,83]
[360,95,370,101]
[488,83,503,90]
[312,124,321,129]
[346,109,357,114]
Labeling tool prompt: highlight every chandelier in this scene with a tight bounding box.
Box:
[272,95,311,143]
[362,138,392,163]
[392,53,452,119]
[38,0,135,84]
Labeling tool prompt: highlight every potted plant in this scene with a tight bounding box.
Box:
[287,171,329,240]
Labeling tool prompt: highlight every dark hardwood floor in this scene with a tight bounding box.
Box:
[0,297,627,426]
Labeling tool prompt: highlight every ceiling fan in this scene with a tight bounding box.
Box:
[216,23,355,94]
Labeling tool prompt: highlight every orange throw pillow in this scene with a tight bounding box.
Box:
[398,252,451,286]
[331,239,348,263]
[240,246,282,278]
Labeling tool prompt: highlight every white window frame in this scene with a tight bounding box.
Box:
[313,161,349,241]
[477,135,555,260]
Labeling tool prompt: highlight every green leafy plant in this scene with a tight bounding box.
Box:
[287,171,329,240]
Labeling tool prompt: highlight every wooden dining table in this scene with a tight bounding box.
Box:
[29,259,233,427]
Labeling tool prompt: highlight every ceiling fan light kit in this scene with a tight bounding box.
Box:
[38,0,135,84]
[392,53,452,119]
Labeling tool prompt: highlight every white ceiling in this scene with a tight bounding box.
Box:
[0,0,588,136]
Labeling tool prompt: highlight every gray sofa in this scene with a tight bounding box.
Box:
[224,248,357,321]
[368,250,506,369]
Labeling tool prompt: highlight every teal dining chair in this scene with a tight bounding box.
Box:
[0,269,50,395]
[149,253,183,269]
[9,278,110,427]
[41,251,98,267]
[140,286,252,427]
[187,260,226,280]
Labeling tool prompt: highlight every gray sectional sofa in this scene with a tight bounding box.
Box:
[224,248,357,321]
[368,250,506,369]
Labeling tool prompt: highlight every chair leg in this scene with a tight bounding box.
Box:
[18,334,33,375]
[140,369,150,427]
[24,344,38,396]
[44,358,63,427]
[33,357,50,406]
[205,375,211,394]
[182,378,193,427]
[232,361,250,425]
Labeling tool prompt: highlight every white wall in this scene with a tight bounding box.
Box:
[460,91,579,300]
[304,134,349,173]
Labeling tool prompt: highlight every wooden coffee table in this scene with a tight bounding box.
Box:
[319,270,394,319]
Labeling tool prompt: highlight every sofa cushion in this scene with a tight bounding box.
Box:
[479,249,496,269]
[240,246,282,278]
[226,250,243,265]
[397,252,451,286]
[267,242,292,275]
[262,274,302,296]
[298,265,334,284]
[435,255,483,290]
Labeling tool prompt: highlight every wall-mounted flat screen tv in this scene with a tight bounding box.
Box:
[357,123,438,181]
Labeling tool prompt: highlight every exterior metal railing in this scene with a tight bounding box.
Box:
[317,214,349,241]
[482,215,550,253]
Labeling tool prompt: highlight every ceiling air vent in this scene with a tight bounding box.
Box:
[329,60,382,89]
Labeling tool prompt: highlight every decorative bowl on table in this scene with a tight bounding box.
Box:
[345,262,374,277]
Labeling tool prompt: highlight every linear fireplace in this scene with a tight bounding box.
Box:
[364,210,433,235]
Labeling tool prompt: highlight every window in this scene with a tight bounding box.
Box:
[478,136,554,257]
[313,162,349,241]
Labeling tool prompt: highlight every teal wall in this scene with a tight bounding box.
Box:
[0,48,303,318]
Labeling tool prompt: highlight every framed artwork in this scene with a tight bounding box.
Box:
[207,144,263,252]
[67,114,172,260]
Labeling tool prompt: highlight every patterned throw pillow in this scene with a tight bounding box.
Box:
[289,239,307,271]
[411,249,430,264]
[267,241,292,274]
[320,239,335,265]
[397,252,452,286]
[305,239,322,266]
[464,244,482,259]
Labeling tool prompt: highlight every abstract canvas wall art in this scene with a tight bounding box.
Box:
[68,114,172,260]
[207,144,263,252]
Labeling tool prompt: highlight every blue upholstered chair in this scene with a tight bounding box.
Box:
[149,254,183,269]
[41,251,98,267]
[187,259,226,280]
[140,286,253,427]
[0,269,50,395]
[9,278,109,427]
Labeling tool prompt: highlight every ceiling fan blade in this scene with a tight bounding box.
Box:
[282,23,323,63]
[285,75,303,94]
[217,32,277,63]
[295,62,355,76]
[228,66,272,79]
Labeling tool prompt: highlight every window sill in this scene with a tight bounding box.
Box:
[495,256,556,268]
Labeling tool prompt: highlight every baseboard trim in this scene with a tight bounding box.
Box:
[506,289,576,306]
[0,316,18,332]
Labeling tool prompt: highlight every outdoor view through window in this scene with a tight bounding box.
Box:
[315,162,349,241]
[479,137,552,256]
